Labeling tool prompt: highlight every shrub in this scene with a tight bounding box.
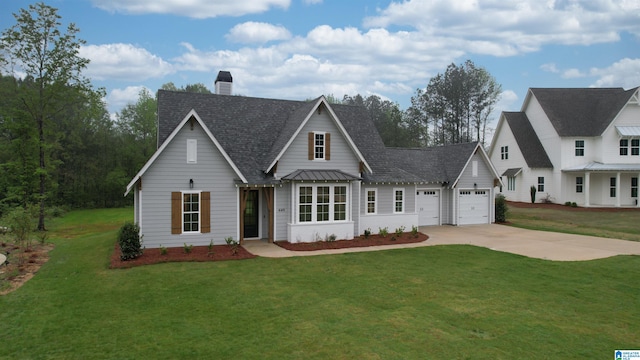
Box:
[364,228,371,238]
[395,226,405,238]
[571,202,577,207]
[183,243,193,254]
[564,201,572,206]
[118,222,142,261]
[225,236,239,255]
[530,186,537,204]
[495,194,508,223]
[160,245,168,255]
[3,206,37,248]
[411,225,419,238]
[378,227,389,237]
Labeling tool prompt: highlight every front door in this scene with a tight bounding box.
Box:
[243,190,259,238]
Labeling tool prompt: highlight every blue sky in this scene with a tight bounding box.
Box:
[2,0,640,130]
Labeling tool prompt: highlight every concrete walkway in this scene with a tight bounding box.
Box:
[243,224,640,261]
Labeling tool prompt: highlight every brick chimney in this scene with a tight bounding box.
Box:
[215,71,233,95]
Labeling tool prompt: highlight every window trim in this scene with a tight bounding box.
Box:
[631,139,639,156]
[295,184,349,224]
[537,177,545,192]
[500,145,508,160]
[575,140,584,156]
[620,139,629,156]
[365,188,377,215]
[393,188,404,214]
[576,176,583,193]
[632,177,638,198]
[507,176,516,191]
[610,177,616,198]
[182,190,202,234]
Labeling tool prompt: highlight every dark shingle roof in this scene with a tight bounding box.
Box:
[502,168,522,177]
[156,90,480,185]
[530,87,636,136]
[503,112,554,169]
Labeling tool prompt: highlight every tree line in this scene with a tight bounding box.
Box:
[0,2,502,227]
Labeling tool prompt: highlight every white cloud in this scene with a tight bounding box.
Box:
[303,0,323,4]
[590,58,640,88]
[108,85,152,113]
[91,0,290,18]
[226,22,292,44]
[363,0,640,55]
[80,43,174,81]
[562,68,586,79]
[540,63,559,73]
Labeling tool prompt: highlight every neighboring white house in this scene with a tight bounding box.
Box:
[125,72,503,248]
[489,87,640,207]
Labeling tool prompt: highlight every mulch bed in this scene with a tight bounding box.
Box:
[508,201,640,212]
[110,243,257,269]
[275,232,428,251]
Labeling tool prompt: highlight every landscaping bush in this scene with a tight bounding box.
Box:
[495,194,508,223]
[530,186,537,204]
[118,222,142,261]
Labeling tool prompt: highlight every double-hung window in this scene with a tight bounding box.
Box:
[394,188,404,213]
[610,177,616,197]
[575,140,584,156]
[297,185,348,223]
[507,176,516,191]
[366,189,377,214]
[632,139,640,156]
[500,146,508,160]
[183,192,200,232]
[314,133,325,159]
[632,177,638,198]
[620,139,629,155]
[537,177,545,192]
[576,177,583,193]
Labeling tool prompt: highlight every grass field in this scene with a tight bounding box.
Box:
[0,207,639,359]
[507,205,640,242]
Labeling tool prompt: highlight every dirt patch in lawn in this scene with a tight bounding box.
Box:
[110,243,257,269]
[276,232,428,251]
[1,242,54,296]
[508,201,640,212]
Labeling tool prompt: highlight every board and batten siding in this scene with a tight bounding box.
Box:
[139,121,239,248]
[277,111,360,177]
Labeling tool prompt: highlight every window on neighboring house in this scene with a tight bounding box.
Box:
[297,185,348,223]
[187,139,197,163]
[576,177,583,193]
[537,177,545,192]
[366,189,377,214]
[620,139,629,155]
[610,177,616,197]
[171,191,210,235]
[632,139,639,156]
[575,140,584,156]
[394,188,404,213]
[308,132,331,160]
[501,146,508,160]
[632,177,638,198]
[507,176,516,191]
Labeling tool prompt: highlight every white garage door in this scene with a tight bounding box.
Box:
[417,190,440,226]
[458,190,489,225]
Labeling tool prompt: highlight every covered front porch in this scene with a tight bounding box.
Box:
[564,162,640,207]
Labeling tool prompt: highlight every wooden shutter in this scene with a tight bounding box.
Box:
[325,133,330,160]
[201,191,210,233]
[171,192,182,234]
[308,132,314,160]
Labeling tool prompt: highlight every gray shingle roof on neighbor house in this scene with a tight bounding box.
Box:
[503,112,554,169]
[157,90,478,185]
[530,87,637,136]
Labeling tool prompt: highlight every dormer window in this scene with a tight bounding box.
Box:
[575,140,584,156]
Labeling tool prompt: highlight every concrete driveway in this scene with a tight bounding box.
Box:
[422,224,640,261]
[244,224,640,261]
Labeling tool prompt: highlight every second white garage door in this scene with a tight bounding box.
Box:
[417,190,440,226]
[458,190,489,225]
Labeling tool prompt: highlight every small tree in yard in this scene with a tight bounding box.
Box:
[530,186,537,204]
[495,194,508,223]
[118,222,142,261]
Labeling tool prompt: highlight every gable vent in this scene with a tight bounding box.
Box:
[215,71,233,95]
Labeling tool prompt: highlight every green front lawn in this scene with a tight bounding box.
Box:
[507,205,640,241]
[0,207,638,359]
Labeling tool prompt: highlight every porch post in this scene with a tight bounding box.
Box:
[264,187,275,243]
[584,172,590,207]
[239,188,248,244]
[637,172,640,208]
[616,172,621,207]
